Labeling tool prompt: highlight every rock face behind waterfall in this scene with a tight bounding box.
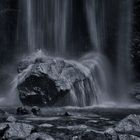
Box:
[17,55,96,106]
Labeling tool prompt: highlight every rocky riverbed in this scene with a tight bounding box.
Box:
[1,106,140,140]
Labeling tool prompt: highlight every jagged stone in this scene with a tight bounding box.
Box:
[0,122,34,139]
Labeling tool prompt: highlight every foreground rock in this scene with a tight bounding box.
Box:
[105,114,140,140]
[26,132,54,140]
[0,122,34,139]
[76,114,140,140]
[17,55,96,106]
[114,114,140,137]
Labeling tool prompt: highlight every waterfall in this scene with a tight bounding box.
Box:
[0,0,133,106]
[21,0,69,55]
[84,0,133,103]
[116,0,133,100]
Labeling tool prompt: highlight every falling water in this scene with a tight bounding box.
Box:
[0,0,133,106]
[84,0,133,103]
[23,0,69,55]
[117,0,133,100]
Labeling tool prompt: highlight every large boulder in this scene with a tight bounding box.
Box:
[114,114,140,137]
[0,122,34,139]
[104,114,140,140]
[17,55,96,107]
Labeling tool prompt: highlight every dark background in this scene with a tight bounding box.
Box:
[0,0,140,80]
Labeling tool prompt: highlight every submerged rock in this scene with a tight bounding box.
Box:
[17,56,96,106]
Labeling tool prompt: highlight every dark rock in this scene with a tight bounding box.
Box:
[80,130,107,140]
[0,122,34,139]
[16,107,30,115]
[63,112,71,117]
[0,124,10,138]
[17,56,96,107]
[31,106,41,116]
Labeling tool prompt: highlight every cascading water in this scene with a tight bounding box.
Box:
[0,0,133,106]
[84,0,133,104]
[23,0,69,55]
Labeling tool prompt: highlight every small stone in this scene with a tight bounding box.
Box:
[63,112,70,117]
[31,106,41,115]
[16,107,30,115]
[6,116,16,122]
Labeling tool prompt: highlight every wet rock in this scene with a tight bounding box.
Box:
[105,128,118,140]
[26,132,54,140]
[6,115,16,122]
[0,122,34,139]
[114,114,140,137]
[63,112,71,117]
[103,114,140,140]
[80,130,107,140]
[17,60,32,73]
[17,56,96,107]
[16,107,30,115]
[118,134,140,140]
[31,106,41,115]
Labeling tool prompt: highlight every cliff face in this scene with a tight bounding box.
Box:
[0,0,18,65]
